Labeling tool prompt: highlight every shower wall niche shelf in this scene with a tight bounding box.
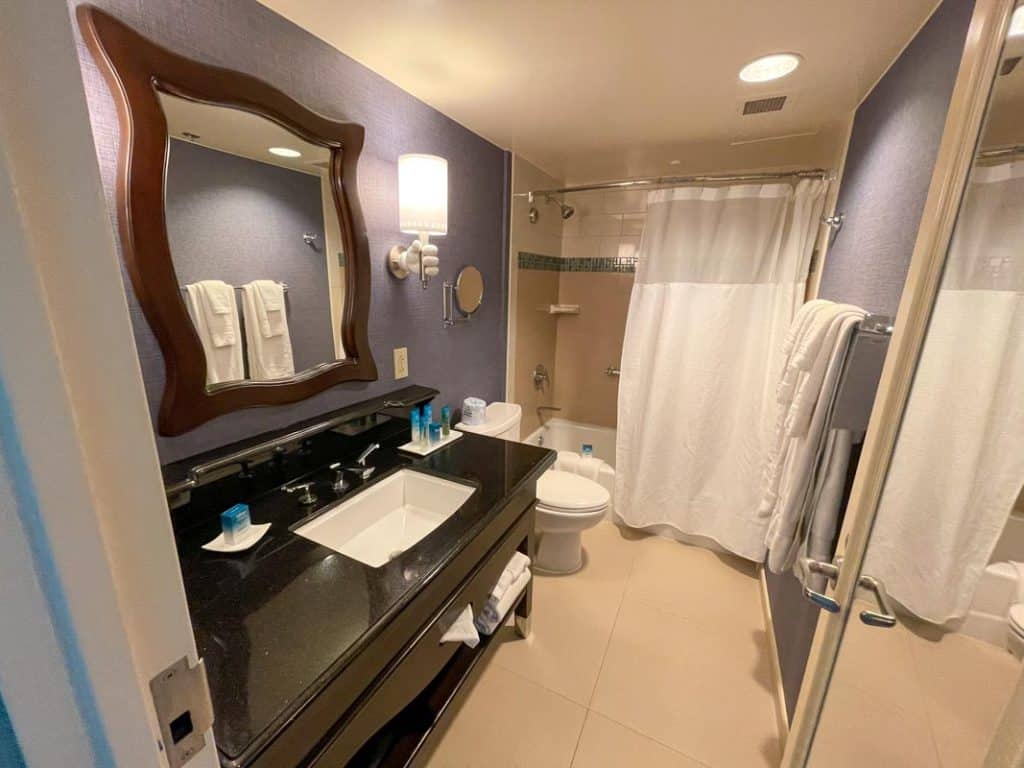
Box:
[539,304,581,315]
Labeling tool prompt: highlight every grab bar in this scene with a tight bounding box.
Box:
[605,366,621,377]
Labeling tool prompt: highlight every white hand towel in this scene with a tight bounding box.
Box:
[241,283,295,380]
[193,280,237,347]
[475,569,531,636]
[184,282,244,385]
[439,604,480,648]
[252,279,286,338]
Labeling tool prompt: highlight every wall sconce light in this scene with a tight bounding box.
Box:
[388,153,448,288]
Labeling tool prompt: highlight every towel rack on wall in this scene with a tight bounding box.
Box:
[179,282,290,294]
[830,314,894,433]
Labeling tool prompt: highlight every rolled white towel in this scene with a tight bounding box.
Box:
[490,551,531,603]
[475,569,531,636]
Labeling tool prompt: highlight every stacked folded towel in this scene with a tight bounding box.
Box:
[475,552,532,636]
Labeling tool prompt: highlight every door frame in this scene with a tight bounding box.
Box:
[782,0,1019,763]
[0,1,215,766]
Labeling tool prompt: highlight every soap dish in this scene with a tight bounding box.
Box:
[202,523,271,554]
[398,430,463,456]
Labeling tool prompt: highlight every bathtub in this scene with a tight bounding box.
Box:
[524,418,617,519]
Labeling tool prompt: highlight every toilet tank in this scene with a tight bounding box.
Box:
[455,402,522,441]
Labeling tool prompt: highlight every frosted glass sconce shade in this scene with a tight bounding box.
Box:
[398,154,448,236]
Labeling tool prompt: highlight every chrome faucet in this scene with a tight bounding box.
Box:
[335,442,380,481]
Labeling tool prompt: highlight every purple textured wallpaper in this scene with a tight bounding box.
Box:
[817,0,977,316]
[68,0,511,464]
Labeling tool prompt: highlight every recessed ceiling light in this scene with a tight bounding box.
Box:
[1010,6,1024,37]
[739,53,802,83]
[268,147,302,158]
[669,159,681,165]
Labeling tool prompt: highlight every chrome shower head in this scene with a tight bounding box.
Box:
[544,195,575,220]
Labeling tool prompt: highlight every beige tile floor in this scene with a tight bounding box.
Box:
[422,522,781,768]
[808,599,1023,767]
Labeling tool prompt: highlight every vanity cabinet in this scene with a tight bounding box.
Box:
[307,502,534,767]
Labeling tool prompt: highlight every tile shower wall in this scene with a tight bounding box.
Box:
[509,156,562,437]
[554,190,646,428]
[511,184,644,432]
[69,0,510,464]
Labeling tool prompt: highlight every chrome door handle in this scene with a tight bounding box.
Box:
[857,574,897,628]
[799,557,841,613]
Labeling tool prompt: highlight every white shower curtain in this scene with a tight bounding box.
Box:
[864,161,1024,624]
[615,179,827,561]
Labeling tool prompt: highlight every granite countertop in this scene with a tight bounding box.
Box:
[173,418,554,762]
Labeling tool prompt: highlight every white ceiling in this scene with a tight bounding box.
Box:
[259,0,939,181]
[160,92,331,174]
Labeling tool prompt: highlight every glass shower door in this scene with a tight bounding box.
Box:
[799,2,1024,765]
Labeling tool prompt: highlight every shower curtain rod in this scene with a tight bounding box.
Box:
[978,144,1024,160]
[513,167,833,199]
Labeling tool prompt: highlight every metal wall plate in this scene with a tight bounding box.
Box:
[149,657,214,767]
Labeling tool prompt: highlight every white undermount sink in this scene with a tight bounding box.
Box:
[295,469,475,567]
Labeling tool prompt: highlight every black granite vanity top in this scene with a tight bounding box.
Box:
[172,416,554,762]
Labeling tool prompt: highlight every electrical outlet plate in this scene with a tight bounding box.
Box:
[393,347,409,379]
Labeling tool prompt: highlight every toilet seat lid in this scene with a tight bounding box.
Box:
[537,470,610,511]
[1010,604,1024,633]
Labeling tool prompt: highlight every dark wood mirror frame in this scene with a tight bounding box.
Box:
[77,5,378,436]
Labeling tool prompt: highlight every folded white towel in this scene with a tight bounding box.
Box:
[184,282,244,385]
[439,604,480,648]
[490,551,531,603]
[192,280,237,347]
[241,283,295,380]
[577,456,602,482]
[555,451,581,475]
[475,569,531,636]
[252,279,286,338]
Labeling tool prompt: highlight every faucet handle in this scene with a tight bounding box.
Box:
[357,442,381,466]
[329,463,349,493]
[284,481,318,506]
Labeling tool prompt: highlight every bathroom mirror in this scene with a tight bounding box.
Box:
[161,93,348,379]
[78,6,377,435]
[454,266,484,315]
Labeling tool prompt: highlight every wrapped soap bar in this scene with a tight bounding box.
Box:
[220,503,251,546]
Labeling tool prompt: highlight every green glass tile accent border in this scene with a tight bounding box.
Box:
[517,251,637,273]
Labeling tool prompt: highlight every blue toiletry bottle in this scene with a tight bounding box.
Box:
[422,404,433,444]
[441,405,451,436]
[410,407,421,445]
[428,422,442,446]
[582,443,594,459]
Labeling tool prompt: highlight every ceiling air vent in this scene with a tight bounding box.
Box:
[1001,57,1021,76]
[742,96,787,115]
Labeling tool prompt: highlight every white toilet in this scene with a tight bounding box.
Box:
[456,402,610,574]
[964,560,1024,659]
[1009,604,1024,659]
